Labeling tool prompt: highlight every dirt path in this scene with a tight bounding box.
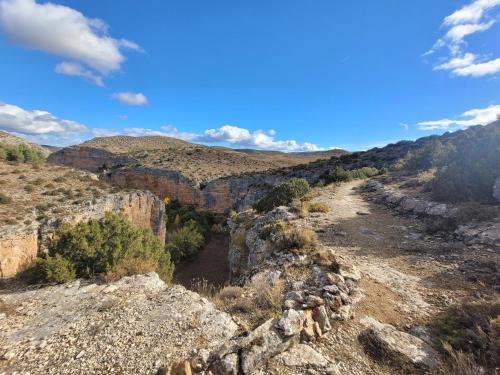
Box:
[296,180,493,374]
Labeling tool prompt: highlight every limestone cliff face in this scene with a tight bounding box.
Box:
[49,146,328,213]
[48,147,136,172]
[0,229,38,278]
[0,190,166,278]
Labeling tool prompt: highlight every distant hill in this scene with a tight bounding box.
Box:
[60,135,347,182]
[0,131,50,157]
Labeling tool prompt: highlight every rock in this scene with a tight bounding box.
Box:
[275,344,328,369]
[276,309,305,337]
[301,310,316,342]
[211,353,239,375]
[339,266,361,282]
[240,319,295,374]
[359,317,439,370]
[304,295,324,308]
[171,361,192,375]
[312,305,331,333]
[322,285,339,294]
[494,176,500,202]
[325,273,345,285]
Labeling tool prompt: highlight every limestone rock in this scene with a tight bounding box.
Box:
[359,317,439,370]
[275,343,329,369]
[276,309,305,337]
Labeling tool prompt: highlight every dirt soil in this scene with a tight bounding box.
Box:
[173,232,230,289]
[280,180,500,375]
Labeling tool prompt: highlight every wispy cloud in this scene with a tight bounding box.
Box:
[0,0,141,85]
[400,122,409,130]
[418,104,500,130]
[111,92,148,106]
[425,0,500,77]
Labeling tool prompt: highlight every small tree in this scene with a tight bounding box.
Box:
[168,221,204,263]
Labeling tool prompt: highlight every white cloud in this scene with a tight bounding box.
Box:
[425,0,500,77]
[418,104,500,130]
[400,122,409,130]
[111,92,148,106]
[55,62,104,87]
[444,0,500,25]
[0,101,88,144]
[0,0,140,84]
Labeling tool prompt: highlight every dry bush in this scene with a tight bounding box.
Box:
[311,247,337,266]
[307,202,330,213]
[279,226,317,250]
[104,258,157,282]
[251,275,284,314]
[291,200,309,218]
[190,278,220,298]
[216,285,244,301]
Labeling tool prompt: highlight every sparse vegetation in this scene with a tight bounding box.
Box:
[429,299,500,372]
[253,178,310,213]
[20,213,174,284]
[319,166,380,185]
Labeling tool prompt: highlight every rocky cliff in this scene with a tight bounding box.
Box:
[0,190,166,278]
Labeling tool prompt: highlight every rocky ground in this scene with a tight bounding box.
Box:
[0,273,237,374]
[1,179,498,374]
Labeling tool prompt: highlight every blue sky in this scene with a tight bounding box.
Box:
[0,0,499,151]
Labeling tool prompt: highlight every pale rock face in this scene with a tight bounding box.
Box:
[359,317,439,370]
[0,273,238,374]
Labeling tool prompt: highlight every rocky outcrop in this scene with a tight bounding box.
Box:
[49,147,326,213]
[48,146,136,172]
[365,179,500,249]
[0,273,238,374]
[0,229,38,278]
[359,317,439,370]
[182,206,361,374]
[0,190,166,278]
[364,180,453,218]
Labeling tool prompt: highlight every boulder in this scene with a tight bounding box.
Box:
[359,317,439,370]
[275,343,329,369]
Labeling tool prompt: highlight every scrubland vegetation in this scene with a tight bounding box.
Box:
[253,177,310,212]
[19,213,174,284]
[0,143,46,165]
[399,124,500,203]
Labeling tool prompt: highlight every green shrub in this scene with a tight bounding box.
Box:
[33,255,76,283]
[25,212,174,283]
[0,193,12,204]
[320,166,380,185]
[168,221,204,263]
[0,143,46,165]
[253,178,310,213]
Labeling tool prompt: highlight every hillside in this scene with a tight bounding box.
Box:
[75,135,346,182]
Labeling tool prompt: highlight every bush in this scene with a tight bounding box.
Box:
[168,221,204,263]
[32,255,76,283]
[0,143,46,165]
[307,202,330,213]
[429,299,500,370]
[0,193,12,204]
[253,178,310,213]
[321,166,380,185]
[24,212,174,284]
[279,227,316,250]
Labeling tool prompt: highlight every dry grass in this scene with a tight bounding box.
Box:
[279,226,317,250]
[307,201,330,213]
